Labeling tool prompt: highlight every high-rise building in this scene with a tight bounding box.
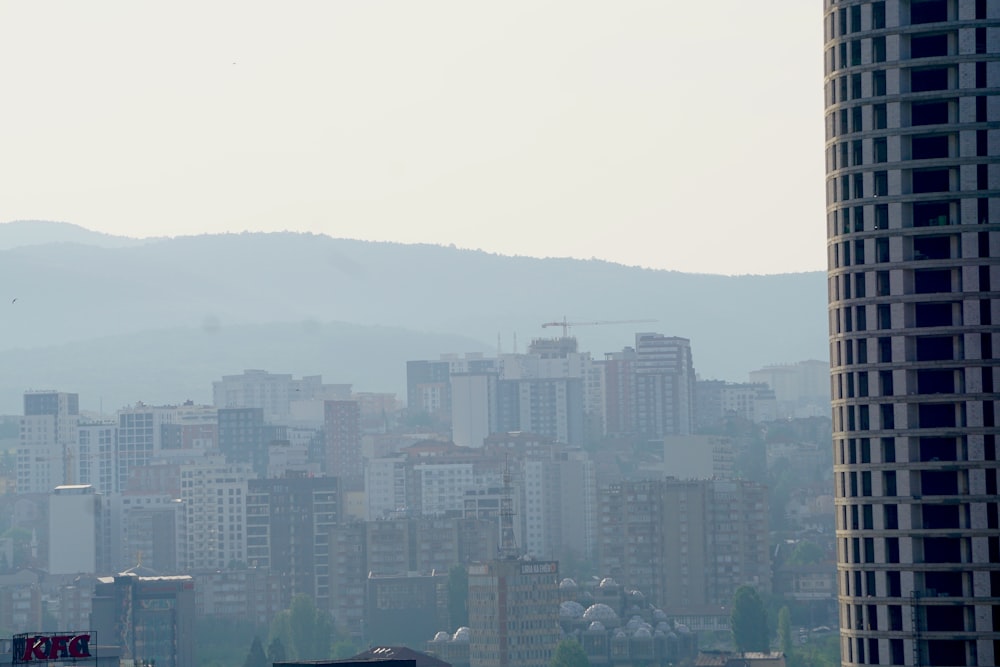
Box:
[18,391,79,494]
[91,572,195,667]
[824,2,998,666]
[598,479,769,618]
[325,400,363,489]
[213,369,351,422]
[178,456,250,571]
[602,334,696,440]
[245,474,341,610]
[49,484,103,575]
[467,558,560,667]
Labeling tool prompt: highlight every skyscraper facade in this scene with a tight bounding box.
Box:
[824,2,998,666]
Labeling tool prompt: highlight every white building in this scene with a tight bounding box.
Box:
[212,369,350,422]
[49,485,101,575]
[450,373,497,448]
[18,391,80,494]
[662,435,735,480]
[77,420,117,495]
[179,456,251,570]
[365,455,408,519]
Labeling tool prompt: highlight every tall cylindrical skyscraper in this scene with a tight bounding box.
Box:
[824,1,998,666]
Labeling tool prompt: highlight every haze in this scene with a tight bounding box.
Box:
[0,0,824,275]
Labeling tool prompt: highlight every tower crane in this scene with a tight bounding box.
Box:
[540,317,658,338]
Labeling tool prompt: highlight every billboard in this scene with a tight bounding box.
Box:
[12,633,93,664]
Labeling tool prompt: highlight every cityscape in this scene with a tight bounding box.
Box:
[0,338,834,667]
[0,1,997,667]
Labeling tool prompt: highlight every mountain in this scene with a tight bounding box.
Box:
[0,224,829,413]
[0,220,150,250]
[0,321,491,414]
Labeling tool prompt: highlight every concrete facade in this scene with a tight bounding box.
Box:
[824,1,1000,665]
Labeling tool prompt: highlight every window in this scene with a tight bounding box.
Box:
[874,138,888,163]
[910,35,949,60]
[872,70,886,96]
[874,104,887,129]
[873,36,886,62]
[912,100,950,126]
[877,270,890,295]
[912,135,949,160]
[872,2,886,29]
[874,171,888,196]
[911,67,949,93]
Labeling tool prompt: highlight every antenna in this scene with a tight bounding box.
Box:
[499,456,519,559]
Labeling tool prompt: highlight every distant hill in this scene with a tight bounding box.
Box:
[0,321,491,414]
[0,220,151,250]
[0,224,829,413]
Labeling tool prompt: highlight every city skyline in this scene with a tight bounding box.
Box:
[0,1,824,276]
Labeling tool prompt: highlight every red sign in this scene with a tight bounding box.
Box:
[12,634,91,663]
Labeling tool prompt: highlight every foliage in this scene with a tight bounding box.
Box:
[777,606,793,656]
[242,637,268,667]
[269,594,332,662]
[195,617,262,667]
[551,638,590,667]
[331,639,359,659]
[787,541,825,565]
[266,637,286,664]
[731,585,769,653]
[448,564,469,629]
[787,634,841,667]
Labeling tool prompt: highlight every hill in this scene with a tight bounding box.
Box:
[0,225,828,413]
[0,321,490,414]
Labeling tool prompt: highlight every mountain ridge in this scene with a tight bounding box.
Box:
[0,222,829,413]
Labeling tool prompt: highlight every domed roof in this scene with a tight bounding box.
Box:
[675,623,690,634]
[598,577,619,589]
[586,621,606,633]
[559,578,578,590]
[652,609,668,622]
[560,601,586,619]
[453,627,470,642]
[432,631,451,642]
[582,603,619,623]
[633,627,652,638]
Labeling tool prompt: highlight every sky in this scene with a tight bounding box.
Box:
[0,1,826,275]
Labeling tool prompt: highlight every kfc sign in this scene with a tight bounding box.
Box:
[12,633,92,663]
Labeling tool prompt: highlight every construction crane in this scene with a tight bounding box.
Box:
[540,317,658,338]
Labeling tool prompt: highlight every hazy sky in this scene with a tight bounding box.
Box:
[1,1,825,275]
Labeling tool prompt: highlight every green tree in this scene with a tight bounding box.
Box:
[787,540,824,565]
[269,594,331,661]
[731,585,769,654]
[290,594,332,660]
[551,638,589,667]
[777,606,793,656]
[448,564,469,628]
[242,637,268,667]
[267,637,287,664]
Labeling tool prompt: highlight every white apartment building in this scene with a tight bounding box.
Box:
[18,391,80,494]
[179,456,251,570]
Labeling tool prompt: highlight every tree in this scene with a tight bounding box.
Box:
[243,636,268,667]
[266,637,286,664]
[269,594,332,661]
[551,638,589,667]
[731,585,769,654]
[777,606,793,656]
[787,540,824,565]
[448,564,469,628]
